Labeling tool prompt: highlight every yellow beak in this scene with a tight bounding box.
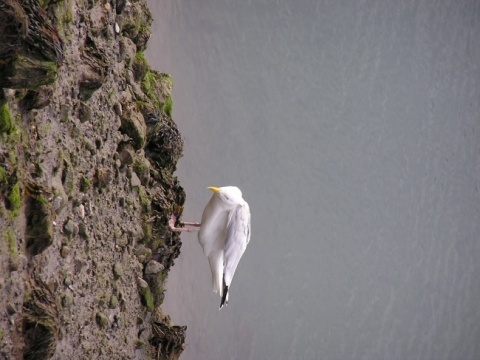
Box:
[208,186,221,193]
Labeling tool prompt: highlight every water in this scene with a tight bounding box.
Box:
[146,1,480,359]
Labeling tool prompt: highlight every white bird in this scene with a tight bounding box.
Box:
[168,186,251,309]
[199,186,251,309]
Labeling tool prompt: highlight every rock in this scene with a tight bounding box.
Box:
[60,245,70,258]
[79,222,90,239]
[79,37,107,100]
[96,312,109,328]
[6,303,16,315]
[134,244,152,264]
[78,101,93,123]
[52,181,69,215]
[138,324,152,341]
[109,295,118,309]
[53,196,65,214]
[118,146,134,166]
[20,87,53,111]
[137,278,154,312]
[118,37,136,65]
[113,102,122,116]
[120,105,147,149]
[87,3,109,37]
[113,263,123,279]
[130,171,141,188]
[75,204,85,219]
[119,1,152,51]
[132,52,148,81]
[63,219,79,238]
[62,293,74,308]
[25,182,55,255]
[144,260,163,275]
[133,153,150,185]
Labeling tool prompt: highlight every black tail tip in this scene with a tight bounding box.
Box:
[219,284,229,309]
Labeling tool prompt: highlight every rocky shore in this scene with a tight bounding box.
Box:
[0,0,186,358]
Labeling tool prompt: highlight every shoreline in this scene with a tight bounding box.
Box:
[0,0,186,358]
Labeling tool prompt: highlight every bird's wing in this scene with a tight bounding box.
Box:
[223,202,251,287]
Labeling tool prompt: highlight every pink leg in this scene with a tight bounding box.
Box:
[182,221,201,227]
[168,215,200,232]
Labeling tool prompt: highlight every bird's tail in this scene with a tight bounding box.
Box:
[219,278,229,309]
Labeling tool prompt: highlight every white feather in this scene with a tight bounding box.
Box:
[198,186,251,308]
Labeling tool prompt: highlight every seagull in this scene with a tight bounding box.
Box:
[168,186,251,309]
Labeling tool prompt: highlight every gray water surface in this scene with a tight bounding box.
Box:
[146,1,480,359]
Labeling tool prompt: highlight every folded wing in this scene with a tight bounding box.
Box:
[220,202,251,308]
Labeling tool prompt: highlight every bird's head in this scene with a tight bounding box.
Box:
[208,186,243,206]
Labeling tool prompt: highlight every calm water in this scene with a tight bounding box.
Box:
[146,1,480,359]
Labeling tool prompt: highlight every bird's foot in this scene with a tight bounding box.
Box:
[168,215,200,232]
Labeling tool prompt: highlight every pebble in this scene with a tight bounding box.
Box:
[109,295,118,309]
[96,312,109,328]
[130,171,141,187]
[62,293,74,308]
[79,222,89,238]
[63,219,79,237]
[6,303,16,315]
[61,245,71,258]
[77,204,85,219]
[113,263,123,279]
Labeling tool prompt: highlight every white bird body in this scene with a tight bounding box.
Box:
[198,186,251,309]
